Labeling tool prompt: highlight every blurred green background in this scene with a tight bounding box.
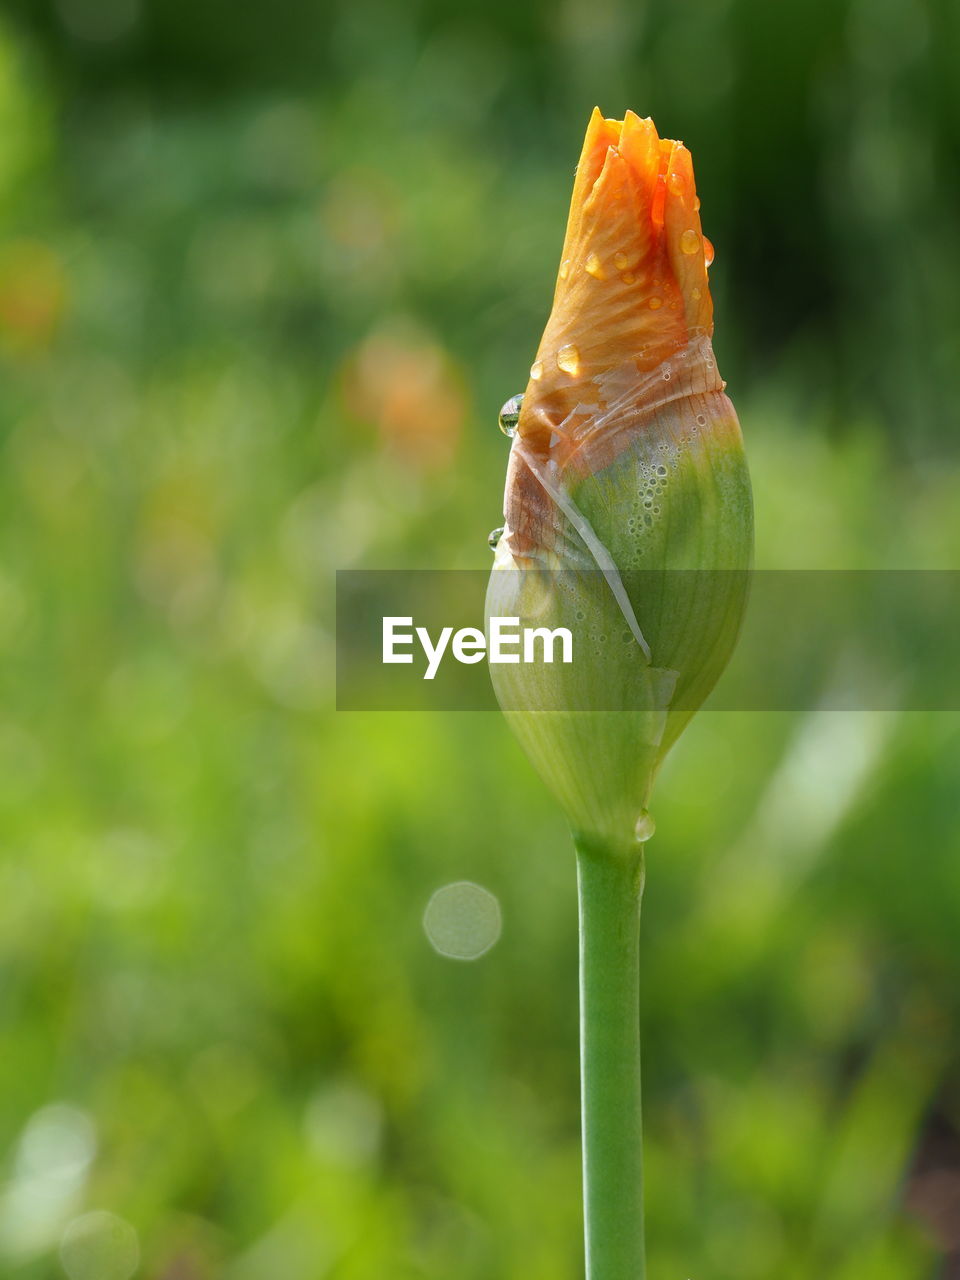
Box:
[1,0,959,1276]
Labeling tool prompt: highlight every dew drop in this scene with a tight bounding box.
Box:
[693,196,701,211]
[585,252,605,279]
[530,360,544,380]
[498,394,522,437]
[667,171,684,195]
[692,287,702,300]
[634,810,656,843]
[680,228,700,255]
[661,370,672,381]
[556,344,581,376]
[559,258,571,280]
[703,236,715,267]
[696,413,707,426]
[487,526,504,549]
[656,465,667,476]
[613,251,630,270]
[648,297,662,310]
[622,272,636,285]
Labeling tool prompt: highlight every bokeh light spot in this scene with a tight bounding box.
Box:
[18,1104,96,1181]
[59,1210,139,1280]
[423,881,502,961]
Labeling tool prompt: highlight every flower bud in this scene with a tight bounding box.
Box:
[487,109,753,849]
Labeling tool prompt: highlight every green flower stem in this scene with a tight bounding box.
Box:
[575,833,646,1280]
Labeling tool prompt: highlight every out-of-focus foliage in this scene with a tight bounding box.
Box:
[0,1,958,1277]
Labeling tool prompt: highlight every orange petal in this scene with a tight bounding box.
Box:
[519,110,718,451]
[662,143,712,337]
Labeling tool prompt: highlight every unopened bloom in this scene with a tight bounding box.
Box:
[487,109,753,848]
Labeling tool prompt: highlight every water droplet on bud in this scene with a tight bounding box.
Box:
[487,526,504,549]
[648,297,662,310]
[680,228,700,255]
[634,810,656,843]
[585,253,605,279]
[498,394,522,437]
[529,360,543,381]
[559,258,571,279]
[703,236,715,267]
[557,344,581,376]
[613,251,630,270]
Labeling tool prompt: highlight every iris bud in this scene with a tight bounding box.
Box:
[487,109,753,849]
